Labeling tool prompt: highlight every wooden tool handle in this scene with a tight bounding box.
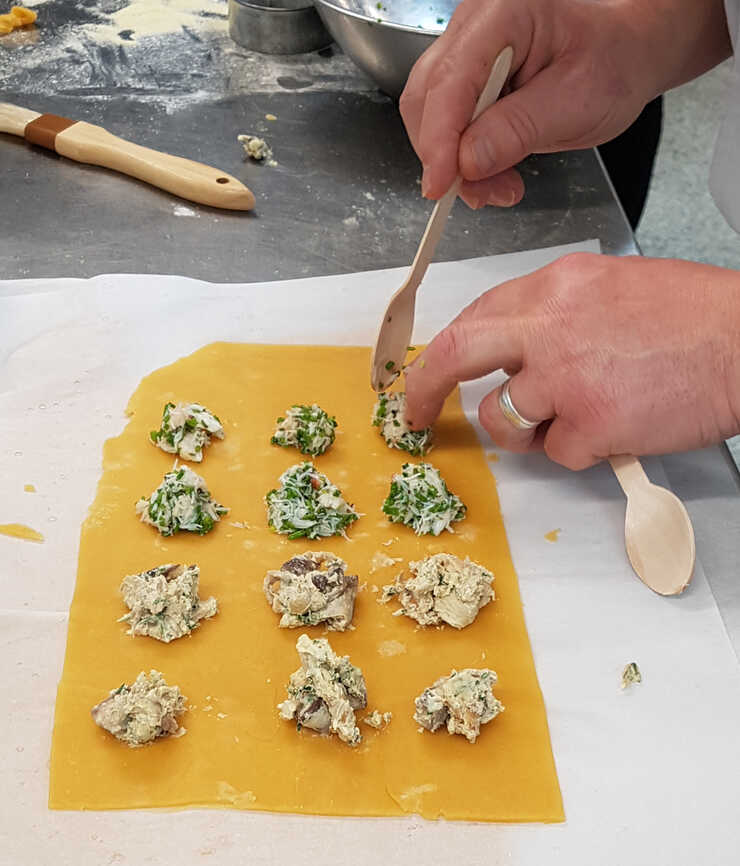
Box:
[404,46,514,297]
[52,121,255,210]
[0,101,40,136]
[608,454,650,495]
[0,102,255,211]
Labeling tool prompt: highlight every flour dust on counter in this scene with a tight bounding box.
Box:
[263,551,358,631]
[91,670,187,747]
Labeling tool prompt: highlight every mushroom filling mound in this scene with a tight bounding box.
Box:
[382,553,493,629]
[414,668,504,744]
[271,403,337,457]
[264,552,358,631]
[382,462,466,536]
[265,462,359,539]
[150,402,224,462]
[119,563,217,643]
[372,391,432,456]
[278,634,367,747]
[91,670,187,747]
[136,465,228,536]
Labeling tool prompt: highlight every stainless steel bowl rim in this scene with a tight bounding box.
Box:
[313,0,443,37]
[232,0,316,13]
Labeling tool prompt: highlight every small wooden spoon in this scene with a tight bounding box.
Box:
[609,455,695,595]
[370,45,514,391]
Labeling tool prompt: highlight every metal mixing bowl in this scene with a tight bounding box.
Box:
[313,0,454,97]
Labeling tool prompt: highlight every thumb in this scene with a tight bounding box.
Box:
[459,66,569,179]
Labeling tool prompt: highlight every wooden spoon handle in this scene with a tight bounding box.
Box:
[609,454,650,495]
[403,46,514,295]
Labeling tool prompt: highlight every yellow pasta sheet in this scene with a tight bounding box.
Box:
[49,343,563,822]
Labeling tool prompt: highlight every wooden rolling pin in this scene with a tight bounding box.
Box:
[0,102,255,210]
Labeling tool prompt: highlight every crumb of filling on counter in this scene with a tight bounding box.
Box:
[119,563,217,643]
[414,668,503,744]
[23,483,36,493]
[91,670,187,747]
[149,401,224,462]
[544,528,561,543]
[0,5,37,35]
[263,551,358,631]
[364,710,392,729]
[238,133,278,167]
[382,553,494,629]
[278,633,367,747]
[369,549,402,574]
[621,662,642,689]
[136,464,228,536]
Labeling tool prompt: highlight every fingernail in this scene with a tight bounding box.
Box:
[490,187,519,207]
[470,136,497,175]
[421,171,432,198]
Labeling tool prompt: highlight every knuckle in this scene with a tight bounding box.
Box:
[501,100,540,158]
[434,322,467,366]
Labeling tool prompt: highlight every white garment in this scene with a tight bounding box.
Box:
[709,0,740,232]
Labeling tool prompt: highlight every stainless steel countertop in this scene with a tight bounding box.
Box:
[1,4,738,652]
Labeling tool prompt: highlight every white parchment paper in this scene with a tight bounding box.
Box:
[1,240,739,866]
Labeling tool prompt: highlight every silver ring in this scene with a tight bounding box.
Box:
[499,379,540,430]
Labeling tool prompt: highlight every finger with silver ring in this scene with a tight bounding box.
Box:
[499,378,539,429]
[479,376,550,452]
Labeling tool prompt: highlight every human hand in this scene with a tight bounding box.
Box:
[404,253,740,469]
[400,0,731,209]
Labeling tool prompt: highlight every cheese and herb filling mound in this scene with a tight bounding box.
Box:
[414,668,504,744]
[372,391,432,456]
[90,670,187,747]
[136,465,228,536]
[264,552,358,631]
[382,462,466,536]
[119,563,218,643]
[382,553,493,629]
[278,634,367,747]
[265,462,359,539]
[149,402,224,462]
[271,404,337,457]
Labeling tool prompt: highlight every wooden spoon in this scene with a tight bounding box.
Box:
[370,45,514,391]
[609,455,695,595]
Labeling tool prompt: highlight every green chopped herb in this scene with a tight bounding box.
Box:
[372,391,433,456]
[271,403,337,457]
[385,360,395,371]
[382,462,465,536]
[265,462,359,539]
